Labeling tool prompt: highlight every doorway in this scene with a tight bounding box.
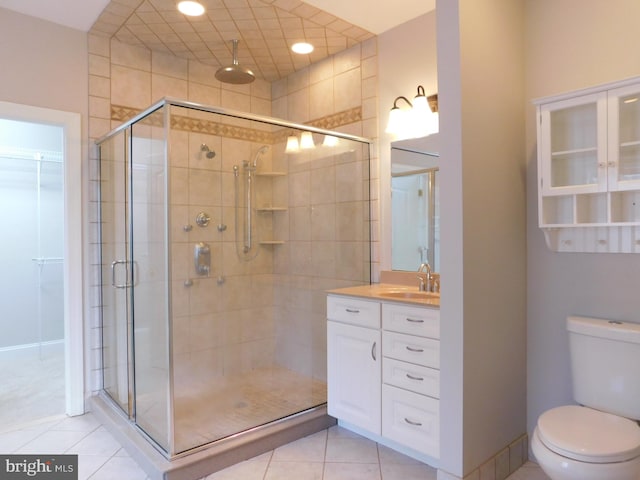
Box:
[0,101,83,426]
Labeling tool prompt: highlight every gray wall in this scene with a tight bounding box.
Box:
[525,0,640,449]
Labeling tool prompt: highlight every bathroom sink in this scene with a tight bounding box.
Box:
[378,290,440,301]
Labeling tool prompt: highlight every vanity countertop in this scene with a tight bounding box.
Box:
[328,283,440,308]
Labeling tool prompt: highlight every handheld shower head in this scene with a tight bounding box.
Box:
[252,145,270,167]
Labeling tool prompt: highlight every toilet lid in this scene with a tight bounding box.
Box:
[538,406,640,463]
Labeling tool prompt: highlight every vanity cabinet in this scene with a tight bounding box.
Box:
[535,77,640,252]
[327,295,381,434]
[327,293,440,461]
[381,303,440,458]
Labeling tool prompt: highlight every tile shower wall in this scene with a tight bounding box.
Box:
[87,32,379,392]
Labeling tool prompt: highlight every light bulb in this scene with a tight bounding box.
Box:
[285,135,299,153]
[300,131,315,149]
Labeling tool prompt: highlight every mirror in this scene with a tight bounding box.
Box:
[390,135,439,272]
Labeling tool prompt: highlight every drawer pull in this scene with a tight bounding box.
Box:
[406,373,424,381]
[371,341,377,361]
[404,418,422,427]
[406,317,424,323]
[406,346,424,353]
[345,308,360,314]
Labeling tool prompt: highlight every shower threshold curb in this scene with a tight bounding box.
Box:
[90,394,336,480]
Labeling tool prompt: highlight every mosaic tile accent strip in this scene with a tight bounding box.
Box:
[111,104,362,143]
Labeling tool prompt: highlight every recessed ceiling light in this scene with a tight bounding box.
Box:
[291,42,314,54]
[177,1,205,16]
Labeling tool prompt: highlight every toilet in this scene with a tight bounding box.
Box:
[532,316,640,480]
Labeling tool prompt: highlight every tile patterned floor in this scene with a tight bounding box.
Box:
[0,412,550,480]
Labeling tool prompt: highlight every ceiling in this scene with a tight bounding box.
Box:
[0,0,435,82]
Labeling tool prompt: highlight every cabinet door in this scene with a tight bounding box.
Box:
[327,321,381,434]
[607,83,640,191]
[538,92,607,195]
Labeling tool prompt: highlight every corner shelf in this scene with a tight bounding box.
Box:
[257,206,288,212]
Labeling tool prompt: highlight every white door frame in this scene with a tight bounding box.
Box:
[0,101,84,416]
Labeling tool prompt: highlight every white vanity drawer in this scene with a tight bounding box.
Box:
[327,295,380,329]
[382,303,439,339]
[383,357,439,398]
[383,331,439,368]
[382,384,439,458]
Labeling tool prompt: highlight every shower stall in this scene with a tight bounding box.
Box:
[96,98,371,461]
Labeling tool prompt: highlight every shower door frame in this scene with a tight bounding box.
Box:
[96,98,371,459]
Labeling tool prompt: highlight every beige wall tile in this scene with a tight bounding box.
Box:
[111,40,150,70]
[111,65,151,108]
[334,68,362,112]
[152,50,188,79]
[310,78,334,120]
[152,73,188,101]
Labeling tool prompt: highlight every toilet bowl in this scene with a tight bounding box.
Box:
[532,405,640,480]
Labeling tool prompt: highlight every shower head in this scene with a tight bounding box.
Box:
[200,144,216,158]
[215,40,255,85]
[252,145,270,167]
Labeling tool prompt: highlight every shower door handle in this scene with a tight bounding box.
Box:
[111,260,132,289]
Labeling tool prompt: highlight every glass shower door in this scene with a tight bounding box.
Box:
[130,112,171,453]
[99,128,133,416]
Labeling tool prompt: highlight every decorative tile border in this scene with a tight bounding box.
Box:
[111,104,362,143]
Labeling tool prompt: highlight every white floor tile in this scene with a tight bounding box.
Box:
[52,413,102,432]
[15,429,89,454]
[265,461,324,480]
[205,451,272,480]
[271,430,327,462]
[323,462,381,480]
[68,427,121,456]
[88,456,148,480]
[77,455,110,480]
[377,444,423,465]
[380,463,438,480]
[325,437,379,463]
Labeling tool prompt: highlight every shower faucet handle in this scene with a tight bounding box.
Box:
[194,242,211,276]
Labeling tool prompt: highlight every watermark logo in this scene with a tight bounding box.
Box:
[0,455,77,479]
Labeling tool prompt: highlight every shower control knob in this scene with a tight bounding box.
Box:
[217,224,227,232]
[184,279,193,287]
[217,276,225,285]
[183,224,193,232]
[196,212,211,227]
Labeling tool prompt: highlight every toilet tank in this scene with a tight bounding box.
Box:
[568,315,640,420]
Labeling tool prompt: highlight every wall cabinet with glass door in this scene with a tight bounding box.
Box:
[535,77,640,252]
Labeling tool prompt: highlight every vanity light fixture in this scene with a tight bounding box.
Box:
[291,42,314,54]
[386,86,439,139]
[177,0,205,16]
[385,96,413,135]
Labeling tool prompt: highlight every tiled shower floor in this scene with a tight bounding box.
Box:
[137,366,327,453]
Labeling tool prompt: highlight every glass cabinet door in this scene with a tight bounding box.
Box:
[539,92,607,195]
[608,84,640,191]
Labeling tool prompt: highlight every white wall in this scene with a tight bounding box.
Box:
[377,12,438,275]
[438,0,527,476]
[525,0,640,447]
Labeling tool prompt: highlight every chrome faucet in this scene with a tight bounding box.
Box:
[417,262,432,292]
